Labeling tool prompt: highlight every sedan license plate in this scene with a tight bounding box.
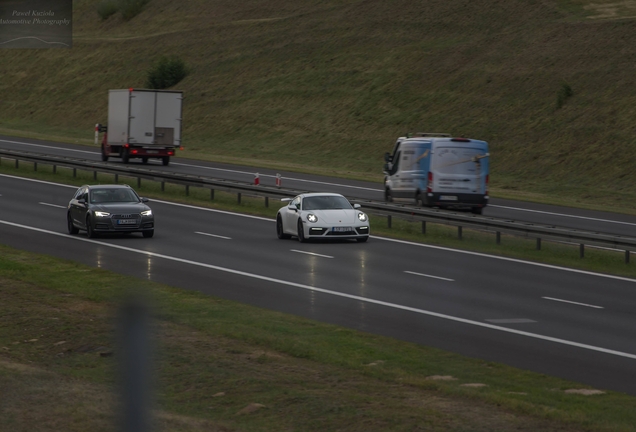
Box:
[117,219,136,225]
[332,226,352,232]
[147,150,158,154]
[440,195,458,201]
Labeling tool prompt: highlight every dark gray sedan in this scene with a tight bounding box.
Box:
[67,184,154,238]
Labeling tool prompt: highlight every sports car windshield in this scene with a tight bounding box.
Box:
[303,196,352,210]
[90,188,140,204]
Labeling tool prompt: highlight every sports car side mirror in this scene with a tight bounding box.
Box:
[353,204,361,209]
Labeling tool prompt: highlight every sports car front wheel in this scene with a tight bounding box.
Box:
[297,219,306,243]
[277,215,291,239]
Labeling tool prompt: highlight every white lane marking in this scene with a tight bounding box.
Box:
[172,162,382,192]
[39,202,66,209]
[490,204,636,227]
[542,297,604,309]
[0,173,77,188]
[0,139,381,192]
[486,319,536,324]
[374,236,636,284]
[291,250,334,259]
[404,270,454,282]
[150,198,273,222]
[4,172,636,284]
[2,218,636,360]
[0,139,96,155]
[195,231,231,240]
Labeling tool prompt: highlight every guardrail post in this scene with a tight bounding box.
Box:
[161,182,165,191]
[115,174,118,183]
[536,238,541,250]
[265,196,269,208]
[387,215,392,228]
[15,159,19,168]
[34,162,37,171]
[579,244,584,258]
[186,185,189,196]
[73,168,76,178]
[210,189,214,200]
[421,221,426,234]
[237,193,242,204]
[626,250,630,264]
[137,177,141,188]
[496,231,501,244]
[53,165,56,173]
[94,171,97,181]
[458,226,463,240]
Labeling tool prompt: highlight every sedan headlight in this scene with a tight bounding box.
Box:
[358,212,368,222]
[307,213,318,223]
[94,211,110,217]
[141,210,153,216]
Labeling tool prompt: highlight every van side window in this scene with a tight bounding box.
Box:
[388,151,400,175]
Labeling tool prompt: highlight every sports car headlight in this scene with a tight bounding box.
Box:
[141,210,152,216]
[307,213,318,223]
[358,212,368,222]
[94,211,110,217]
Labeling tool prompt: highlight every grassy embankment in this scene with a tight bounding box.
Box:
[2,0,636,211]
[3,243,636,432]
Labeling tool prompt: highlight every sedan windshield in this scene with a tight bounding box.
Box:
[303,196,352,210]
[90,188,139,204]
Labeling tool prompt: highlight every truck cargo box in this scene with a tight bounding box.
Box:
[107,89,183,147]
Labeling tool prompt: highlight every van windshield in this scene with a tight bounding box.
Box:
[433,147,486,175]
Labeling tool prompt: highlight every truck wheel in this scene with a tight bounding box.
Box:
[122,149,130,164]
[142,157,148,164]
[162,156,170,166]
[471,207,483,215]
[101,144,108,162]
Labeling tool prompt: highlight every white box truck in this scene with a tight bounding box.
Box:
[95,89,183,166]
[383,133,490,214]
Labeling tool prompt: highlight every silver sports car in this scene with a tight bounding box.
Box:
[276,193,369,242]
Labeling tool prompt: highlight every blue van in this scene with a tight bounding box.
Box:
[383,133,490,214]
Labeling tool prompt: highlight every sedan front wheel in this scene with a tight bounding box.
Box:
[86,216,97,238]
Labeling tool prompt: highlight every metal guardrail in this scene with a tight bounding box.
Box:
[2,148,635,262]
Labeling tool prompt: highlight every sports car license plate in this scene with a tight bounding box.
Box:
[440,195,458,201]
[117,219,136,225]
[332,227,352,232]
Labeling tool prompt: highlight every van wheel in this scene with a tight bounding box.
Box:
[384,188,393,202]
[415,190,424,206]
[101,144,108,162]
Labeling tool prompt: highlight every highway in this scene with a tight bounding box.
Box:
[3,134,636,238]
[1,172,636,395]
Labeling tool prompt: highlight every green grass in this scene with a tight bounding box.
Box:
[3,244,636,432]
[3,0,636,210]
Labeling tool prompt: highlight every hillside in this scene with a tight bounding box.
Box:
[2,0,636,209]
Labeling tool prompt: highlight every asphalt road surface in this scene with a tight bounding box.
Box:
[3,134,636,238]
[2,173,636,395]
